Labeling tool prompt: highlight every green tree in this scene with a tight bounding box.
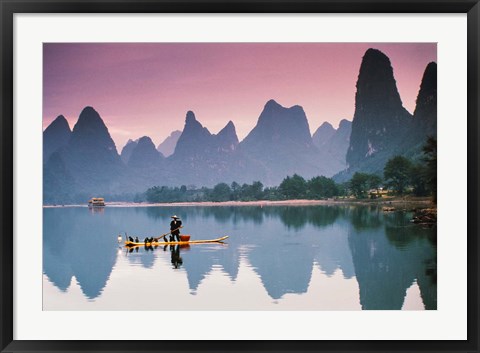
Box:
[230,181,241,200]
[251,181,264,200]
[410,163,428,196]
[337,182,350,197]
[133,192,145,203]
[197,186,211,201]
[307,176,339,199]
[264,186,280,200]
[349,172,370,198]
[211,182,231,202]
[367,175,382,190]
[279,174,307,199]
[239,183,251,201]
[366,174,383,199]
[384,155,413,195]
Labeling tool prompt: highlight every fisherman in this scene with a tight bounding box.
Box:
[169,215,182,242]
[135,236,139,243]
[128,236,134,242]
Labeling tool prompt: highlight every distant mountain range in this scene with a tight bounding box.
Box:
[43,48,436,204]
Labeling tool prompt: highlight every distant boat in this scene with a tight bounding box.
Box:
[88,197,105,207]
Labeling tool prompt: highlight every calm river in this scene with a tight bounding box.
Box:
[43,204,436,310]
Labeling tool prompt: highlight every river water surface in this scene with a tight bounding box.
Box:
[43,204,437,310]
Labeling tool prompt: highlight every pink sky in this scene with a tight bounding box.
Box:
[43,43,436,150]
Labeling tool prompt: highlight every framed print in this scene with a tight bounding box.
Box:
[1,0,479,352]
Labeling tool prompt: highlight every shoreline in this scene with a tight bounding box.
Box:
[43,197,434,208]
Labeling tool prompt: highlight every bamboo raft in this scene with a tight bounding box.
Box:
[124,235,229,247]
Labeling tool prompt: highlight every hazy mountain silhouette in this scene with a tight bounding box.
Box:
[120,139,138,164]
[312,122,335,146]
[122,136,166,190]
[168,111,258,186]
[215,121,239,152]
[242,99,313,151]
[312,119,352,169]
[43,107,130,200]
[239,99,343,185]
[43,115,71,162]
[128,136,164,168]
[69,106,119,155]
[61,106,125,194]
[157,130,181,157]
[327,120,352,160]
[173,111,214,158]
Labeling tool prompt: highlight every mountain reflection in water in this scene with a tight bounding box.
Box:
[43,205,436,310]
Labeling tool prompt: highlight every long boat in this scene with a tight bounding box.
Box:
[88,197,105,207]
[125,235,229,247]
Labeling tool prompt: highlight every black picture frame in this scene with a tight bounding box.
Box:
[1,1,478,352]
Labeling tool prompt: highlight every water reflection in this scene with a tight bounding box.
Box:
[88,207,105,215]
[43,204,437,309]
[349,205,383,231]
[346,211,437,310]
[169,245,183,269]
[43,207,118,299]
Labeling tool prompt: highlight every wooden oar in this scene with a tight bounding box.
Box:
[153,226,183,242]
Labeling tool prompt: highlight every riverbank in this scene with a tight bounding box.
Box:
[43,196,435,209]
